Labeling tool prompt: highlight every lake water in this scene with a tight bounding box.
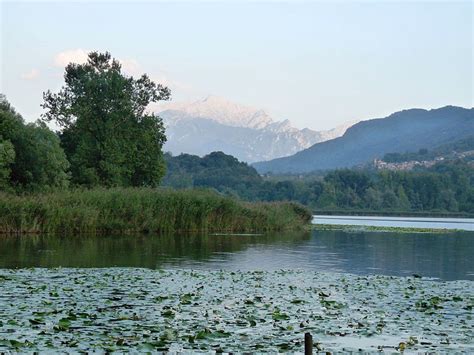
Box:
[1,227,473,281]
[2,217,473,352]
[313,215,474,231]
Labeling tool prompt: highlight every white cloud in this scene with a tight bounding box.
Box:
[146,70,194,93]
[52,49,195,102]
[120,59,141,76]
[54,49,139,74]
[54,49,89,67]
[21,68,40,80]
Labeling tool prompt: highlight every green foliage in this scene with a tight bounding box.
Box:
[13,122,70,190]
[305,162,474,213]
[0,95,69,191]
[0,188,311,234]
[163,152,263,199]
[384,149,432,163]
[382,136,474,163]
[0,139,15,189]
[42,51,170,187]
[163,150,474,214]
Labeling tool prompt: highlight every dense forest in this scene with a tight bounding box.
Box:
[164,152,474,215]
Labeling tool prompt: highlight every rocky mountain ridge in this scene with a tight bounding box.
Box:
[157,96,355,162]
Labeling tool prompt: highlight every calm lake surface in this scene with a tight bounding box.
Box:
[1,226,473,281]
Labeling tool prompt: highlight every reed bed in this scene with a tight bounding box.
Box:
[0,188,311,235]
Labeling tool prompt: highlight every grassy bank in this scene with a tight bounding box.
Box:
[0,188,312,235]
[312,224,459,234]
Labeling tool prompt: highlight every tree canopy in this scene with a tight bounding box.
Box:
[0,95,70,190]
[42,51,171,187]
[163,151,263,199]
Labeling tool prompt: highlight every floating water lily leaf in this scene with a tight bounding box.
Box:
[54,318,71,331]
[154,295,169,302]
[161,308,175,318]
[0,268,472,352]
[272,310,290,321]
[29,318,45,325]
[180,293,193,305]
[290,299,305,304]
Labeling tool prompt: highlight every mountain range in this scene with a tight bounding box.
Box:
[157,96,355,163]
[253,106,474,174]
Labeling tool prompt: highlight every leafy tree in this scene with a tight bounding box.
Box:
[42,51,171,187]
[381,190,399,209]
[15,122,70,189]
[316,183,337,209]
[364,187,383,210]
[396,185,410,210]
[0,138,15,189]
[0,95,69,190]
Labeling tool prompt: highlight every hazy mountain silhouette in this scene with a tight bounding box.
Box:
[253,106,474,174]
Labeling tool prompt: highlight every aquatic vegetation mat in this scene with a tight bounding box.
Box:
[0,268,473,352]
[312,224,460,233]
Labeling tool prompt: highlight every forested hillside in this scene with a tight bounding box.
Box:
[381,136,474,163]
[254,106,474,174]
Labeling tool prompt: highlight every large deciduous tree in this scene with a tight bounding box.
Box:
[42,51,171,187]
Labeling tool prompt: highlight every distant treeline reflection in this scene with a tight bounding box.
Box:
[0,231,310,268]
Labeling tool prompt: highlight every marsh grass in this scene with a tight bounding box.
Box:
[0,188,311,235]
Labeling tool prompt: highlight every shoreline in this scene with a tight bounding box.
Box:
[312,210,474,219]
[311,224,464,233]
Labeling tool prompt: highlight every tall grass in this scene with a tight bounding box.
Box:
[0,188,312,235]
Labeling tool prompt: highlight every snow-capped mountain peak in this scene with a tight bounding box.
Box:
[157,96,357,163]
[159,95,273,129]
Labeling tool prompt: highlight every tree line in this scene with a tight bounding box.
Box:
[164,152,474,214]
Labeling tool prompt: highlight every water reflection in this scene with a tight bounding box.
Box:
[0,230,473,280]
[0,232,310,269]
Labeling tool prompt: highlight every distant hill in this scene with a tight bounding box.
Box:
[157,96,355,163]
[380,135,474,164]
[253,106,474,174]
[162,151,263,200]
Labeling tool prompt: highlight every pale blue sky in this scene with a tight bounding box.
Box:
[1,0,472,130]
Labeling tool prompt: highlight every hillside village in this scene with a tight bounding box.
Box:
[374,150,474,171]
